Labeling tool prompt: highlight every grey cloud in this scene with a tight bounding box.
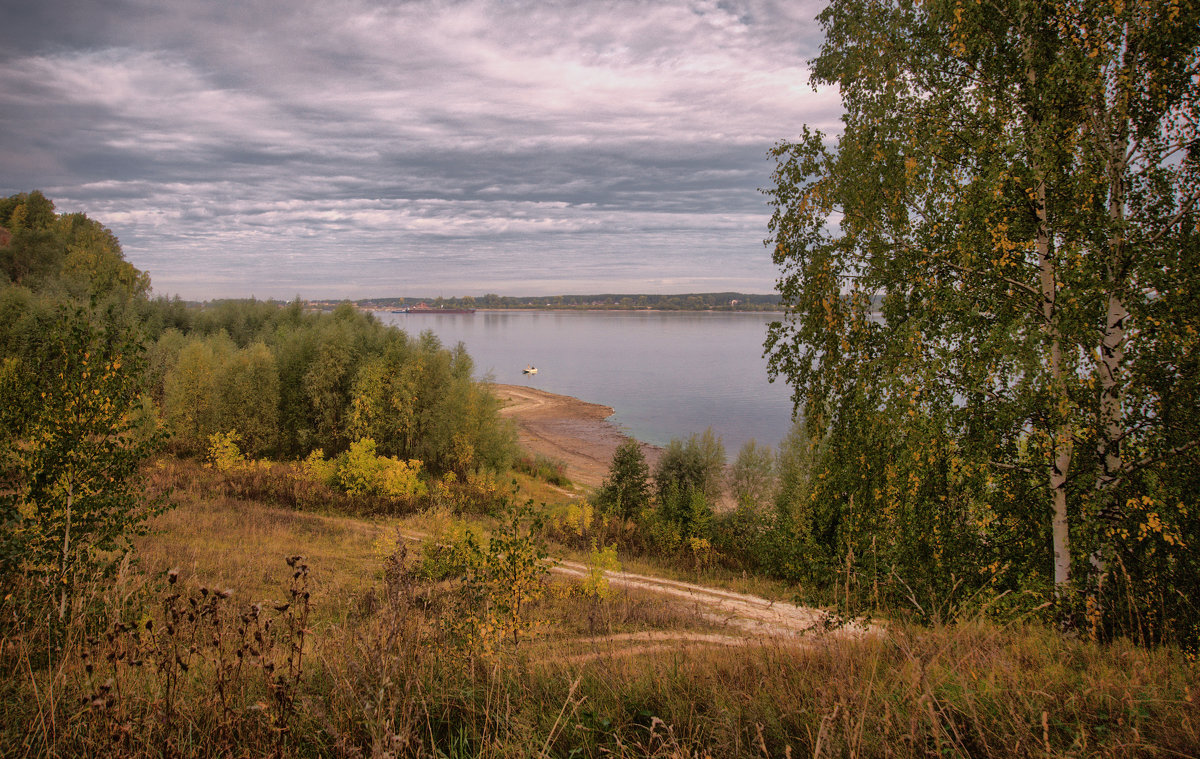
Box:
[1,0,837,299]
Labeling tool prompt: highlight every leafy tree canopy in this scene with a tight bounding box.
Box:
[0,191,148,300]
[596,439,652,520]
[766,0,1199,638]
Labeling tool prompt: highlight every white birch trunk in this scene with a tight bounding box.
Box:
[1093,50,1131,581]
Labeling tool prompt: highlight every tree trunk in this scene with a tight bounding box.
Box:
[1025,42,1074,594]
[1092,46,1131,587]
[1040,218,1073,590]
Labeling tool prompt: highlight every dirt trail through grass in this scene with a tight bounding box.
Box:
[397,529,875,661]
[552,560,855,639]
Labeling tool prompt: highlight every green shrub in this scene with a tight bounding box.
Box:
[595,439,651,519]
[514,453,570,486]
[419,504,549,656]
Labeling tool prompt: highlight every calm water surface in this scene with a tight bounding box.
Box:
[378,310,797,456]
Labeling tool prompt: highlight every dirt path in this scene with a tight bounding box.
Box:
[492,384,660,488]
[396,528,875,661]
[552,560,870,640]
[480,384,873,659]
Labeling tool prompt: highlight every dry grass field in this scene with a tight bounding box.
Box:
[2,458,1197,758]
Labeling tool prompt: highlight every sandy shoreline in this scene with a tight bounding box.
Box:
[490,383,660,489]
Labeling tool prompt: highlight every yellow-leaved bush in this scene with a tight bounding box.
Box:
[304,438,427,499]
[581,540,621,600]
[207,431,246,472]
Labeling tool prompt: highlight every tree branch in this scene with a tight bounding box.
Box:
[1107,439,1200,489]
[1147,190,1200,246]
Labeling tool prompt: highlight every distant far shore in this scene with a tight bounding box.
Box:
[376,307,788,314]
[335,291,792,314]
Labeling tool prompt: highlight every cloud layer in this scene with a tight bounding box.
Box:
[0,0,839,299]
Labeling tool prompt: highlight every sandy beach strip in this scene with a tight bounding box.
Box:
[490,384,660,489]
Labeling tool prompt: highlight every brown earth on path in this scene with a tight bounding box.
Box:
[491,383,661,489]
[482,385,869,662]
[395,525,877,662]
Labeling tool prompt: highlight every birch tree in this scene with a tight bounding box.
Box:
[0,306,163,620]
[765,0,1199,631]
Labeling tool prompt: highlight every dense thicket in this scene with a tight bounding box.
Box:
[146,298,515,473]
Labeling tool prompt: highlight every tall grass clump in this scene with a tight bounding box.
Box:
[514,453,571,487]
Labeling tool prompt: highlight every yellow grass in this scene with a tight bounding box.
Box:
[4,459,1198,758]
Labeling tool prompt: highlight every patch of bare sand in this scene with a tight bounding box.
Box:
[491,383,660,488]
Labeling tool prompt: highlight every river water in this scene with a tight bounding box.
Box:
[377,310,798,457]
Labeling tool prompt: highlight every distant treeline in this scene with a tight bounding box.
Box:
[354,292,784,312]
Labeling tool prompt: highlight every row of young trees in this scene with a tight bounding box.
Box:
[589,428,815,570]
[145,298,515,475]
[763,0,1199,641]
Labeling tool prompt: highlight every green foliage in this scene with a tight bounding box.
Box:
[595,439,651,520]
[304,439,428,500]
[765,0,1200,639]
[653,430,724,537]
[774,419,817,524]
[513,453,570,486]
[302,448,338,487]
[376,457,425,500]
[161,333,233,454]
[216,341,279,457]
[0,190,56,231]
[348,331,515,475]
[580,541,621,600]
[1,192,147,300]
[729,439,776,512]
[420,504,549,655]
[57,213,150,299]
[0,305,163,619]
[149,297,517,476]
[653,429,725,505]
[336,438,389,496]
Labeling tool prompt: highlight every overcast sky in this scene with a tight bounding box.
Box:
[0,0,839,300]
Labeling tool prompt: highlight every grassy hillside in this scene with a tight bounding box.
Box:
[2,458,1195,758]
